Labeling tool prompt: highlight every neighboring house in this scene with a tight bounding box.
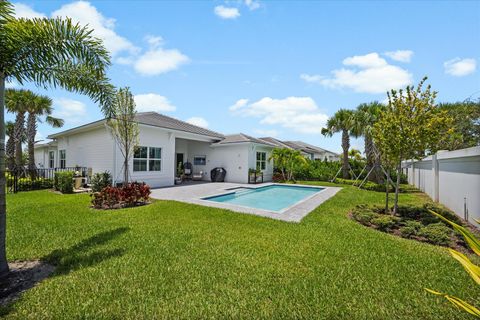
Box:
[34,112,276,188]
[260,137,340,161]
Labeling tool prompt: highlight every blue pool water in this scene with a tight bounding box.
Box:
[203,185,324,212]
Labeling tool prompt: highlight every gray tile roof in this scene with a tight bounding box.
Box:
[259,137,293,149]
[135,112,224,139]
[284,140,338,155]
[211,133,276,146]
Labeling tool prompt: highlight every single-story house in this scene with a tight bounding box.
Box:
[260,137,339,161]
[34,112,277,188]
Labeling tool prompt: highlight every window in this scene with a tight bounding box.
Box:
[49,151,55,168]
[193,155,206,166]
[256,152,267,170]
[149,147,161,172]
[59,150,66,169]
[134,146,161,172]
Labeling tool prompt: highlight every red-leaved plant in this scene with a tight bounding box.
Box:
[91,182,151,209]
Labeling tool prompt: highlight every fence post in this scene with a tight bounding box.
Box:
[432,153,439,202]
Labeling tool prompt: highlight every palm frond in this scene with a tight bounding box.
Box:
[45,115,64,128]
[425,288,480,317]
[448,249,480,285]
[3,17,115,115]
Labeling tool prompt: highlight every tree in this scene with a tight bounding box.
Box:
[5,121,15,170]
[269,148,307,181]
[107,87,139,184]
[26,93,63,175]
[352,102,386,183]
[437,100,480,150]
[372,77,453,214]
[0,1,114,277]
[5,89,34,169]
[321,109,354,179]
[348,148,362,161]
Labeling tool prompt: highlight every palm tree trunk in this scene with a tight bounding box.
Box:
[341,129,350,179]
[13,112,25,170]
[0,74,10,277]
[6,136,14,171]
[27,112,37,178]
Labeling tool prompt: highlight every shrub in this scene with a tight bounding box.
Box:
[424,203,462,225]
[91,182,151,209]
[399,220,423,238]
[395,203,461,226]
[351,205,381,225]
[371,215,399,231]
[91,171,112,192]
[419,223,452,246]
[54,172,74,194]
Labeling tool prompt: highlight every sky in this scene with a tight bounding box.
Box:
[7,0,480,153]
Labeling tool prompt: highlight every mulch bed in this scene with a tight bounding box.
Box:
[0,260,55,306]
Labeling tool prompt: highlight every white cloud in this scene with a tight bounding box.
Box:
[229,98,249,111]
[134,48,189,76]
[301,52,413,94]
[214,6,240,19]
[230,96,328,134]
[300,74,323,83]
[186,117,209,128]
[384,50,414,63]
[245,0,260,10]
[254,129,279,137]
[13,3,46,19]
[134,94,176,113]
[444,58,477,77]
[52,98,87,124]
[51,1,138,57]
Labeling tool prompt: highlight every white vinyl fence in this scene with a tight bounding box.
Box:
[403,146,480,225]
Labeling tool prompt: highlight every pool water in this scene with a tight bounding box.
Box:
[203,185,324,212]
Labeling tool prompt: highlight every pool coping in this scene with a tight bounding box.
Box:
[151,182,341,223]
[200,184,327,214]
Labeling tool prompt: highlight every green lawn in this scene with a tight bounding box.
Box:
[2,183,479,319]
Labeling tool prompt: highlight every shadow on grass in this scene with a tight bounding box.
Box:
[44,227,130,276]
[0,227,129,315]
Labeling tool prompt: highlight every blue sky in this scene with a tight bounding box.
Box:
[8,0,480,153]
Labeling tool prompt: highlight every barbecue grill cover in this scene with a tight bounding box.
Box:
[210,167,227,182]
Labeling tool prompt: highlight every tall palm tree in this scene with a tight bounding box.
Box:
[321,109,354,179]
[353,102,386,183]
[0,1,115,277]
[5,89,34,170]
[5,121,15,170]
[26,94,64,174]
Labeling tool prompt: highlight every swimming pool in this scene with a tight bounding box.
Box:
[203,184,324,212]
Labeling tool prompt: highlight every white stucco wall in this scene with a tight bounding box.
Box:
[404,147,480,224]
[56,126,115,174]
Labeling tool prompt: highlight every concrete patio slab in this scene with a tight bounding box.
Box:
[150,182,341,222]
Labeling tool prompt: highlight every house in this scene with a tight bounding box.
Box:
[260,137,339,161]
[34,112,276,188]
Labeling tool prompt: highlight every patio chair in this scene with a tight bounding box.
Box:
[184,162,193,180]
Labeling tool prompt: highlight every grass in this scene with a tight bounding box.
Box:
[2,182,479,319]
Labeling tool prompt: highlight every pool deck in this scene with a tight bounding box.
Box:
[150,182,341,222]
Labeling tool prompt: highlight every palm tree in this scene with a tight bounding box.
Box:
[348,148,362,161]
[322,109,354,179]
[0,1,115,277]
[353,102,386,183]
[5,121,15,170]
[5,89,34,170]
[26,93,64,175]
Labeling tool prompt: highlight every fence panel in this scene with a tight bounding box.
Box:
[6,167,87,193]
[403,146,480,224]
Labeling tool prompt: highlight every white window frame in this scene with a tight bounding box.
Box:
[49,151,55,168]
[193,155,206,166]
[133,146,162,172]
[256,152,267,171]
[59,150,66,169]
